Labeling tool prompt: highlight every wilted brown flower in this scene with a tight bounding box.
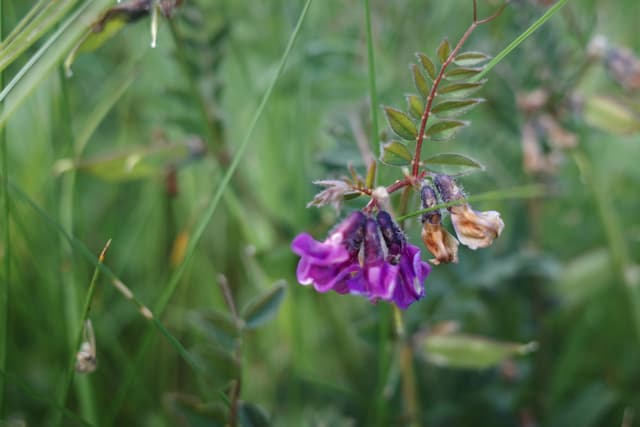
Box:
[433,175,504,250]
[449,204,504,250]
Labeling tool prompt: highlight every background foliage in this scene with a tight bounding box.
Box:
[1,0,639,426]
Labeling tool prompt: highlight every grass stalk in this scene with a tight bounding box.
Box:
[7,180,198,373]
[363,0,379,161]
[0,0,8,417]
[106,0,315,420]
[56,67,99,424]
[472,0,571,81]
[56,240,111,426]
[362,2,392,425]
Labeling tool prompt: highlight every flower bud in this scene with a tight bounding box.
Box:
[420,183,459,264]
[420,184,441,225]
[433,174,465,203]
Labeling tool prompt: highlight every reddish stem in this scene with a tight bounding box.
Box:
[411,2,505,177]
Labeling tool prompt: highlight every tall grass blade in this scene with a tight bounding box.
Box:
[107,0,315,420]
[0,0,113,131]
[472,0,571,81]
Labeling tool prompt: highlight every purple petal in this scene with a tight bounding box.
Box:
[391,245,431,309]
[348,261,399,302]
[291,233,350,265]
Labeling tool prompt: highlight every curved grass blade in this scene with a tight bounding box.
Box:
[0,0,114,131]
[472,0,571,82]
[106,0,315,420]
[0,0,79,74]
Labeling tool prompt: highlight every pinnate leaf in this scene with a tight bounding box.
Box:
[425,119,469,141]
[381,141,412,166]
[416,52,437,80]
[241,282,286,330]
[436,38,451,63]
[454,51,491,66]
[383,106,418,140]
[424,153,485,175]
[431,98,485,117]
[419,333,538,370]
[411,63,430,99]
[406,94,424,119]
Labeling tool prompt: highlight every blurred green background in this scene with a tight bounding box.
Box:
[1,0,639,426]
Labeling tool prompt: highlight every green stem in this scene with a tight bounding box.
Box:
[472,0,571,81]
[106,0,315,421]
[56,66,98,425]
[395,307,420,427]
[0,0,8,417]
[57,240,111,426]
[363,1,391,425]
[363,0,379,160]
[397,184,545,221]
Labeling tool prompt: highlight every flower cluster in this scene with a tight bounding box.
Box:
[421,174,504,264]
[292,210,431,309]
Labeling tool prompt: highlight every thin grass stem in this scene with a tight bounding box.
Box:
[0,0,8,416]
[472,0,571,81]
[363,0,379,166]
[397,184,546,221]
[106,0,314,420]
[56,239,111,426]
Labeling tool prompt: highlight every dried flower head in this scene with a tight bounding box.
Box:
[434,174,504,250]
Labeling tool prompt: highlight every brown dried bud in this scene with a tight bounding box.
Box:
[421,222,459,265]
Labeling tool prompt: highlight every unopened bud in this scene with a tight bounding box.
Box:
[433,174,464,203]
[420,184,441,225]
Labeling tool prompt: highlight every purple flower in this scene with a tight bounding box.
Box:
[347,218,398,302]
[291,211,365,294]
[377,211,431,309]
[292,209,430,309]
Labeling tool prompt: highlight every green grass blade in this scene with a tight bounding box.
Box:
[56,240,111,425]
[472,0,571,81]
[0,0,113,131]
[397,184,546,221]
[0,0,48,51]
[6,181,198,373]
[0,0,79,73]
[107,0,314,420]
[0,0,8,417]
[363,0,379,158]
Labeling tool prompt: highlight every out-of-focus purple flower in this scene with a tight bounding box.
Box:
[377,211,431,309]
[348,218,398,302]
[291,211,365,294]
